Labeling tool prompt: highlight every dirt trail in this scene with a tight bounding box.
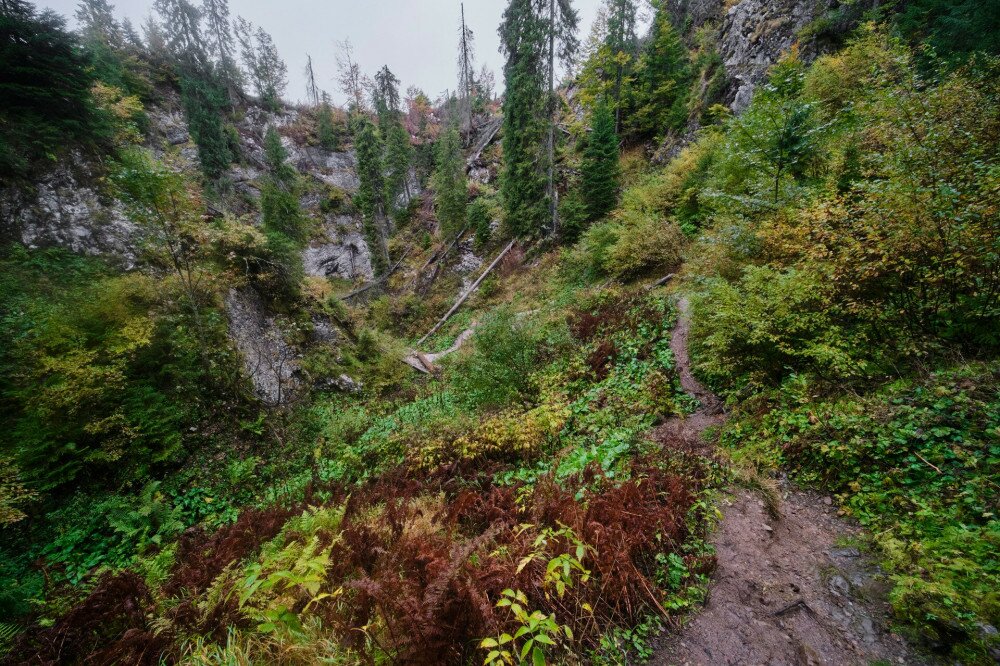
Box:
[651,299,924,666]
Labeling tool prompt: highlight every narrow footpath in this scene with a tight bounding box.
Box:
[651,299,925,666]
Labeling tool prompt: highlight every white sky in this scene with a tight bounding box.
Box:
[40,0,611,105]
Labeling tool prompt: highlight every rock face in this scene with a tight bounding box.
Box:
[0,156,142,268]
[224,288,300,406]
[302,215,374,281]
[299,148,361,191]
[668,0,833,111]
[719,0,831,111]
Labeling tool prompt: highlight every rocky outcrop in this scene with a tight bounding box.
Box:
[668,0,833,111]
[0,155,142,268]
[224,287,300,406]
[467,116,502,185]
[302,215,374,281]
[719,0,831,111]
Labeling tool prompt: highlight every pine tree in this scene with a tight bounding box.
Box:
[201,0,242,104]
[153,0,208,72]
[179,73,232,178]
[384,121,414,215]
[75,0,122,47]
[74,0,127,88]
[155,0,232,178]
[372,65,402,129]
[353,117,390,275]
[432,124,468,238]
[544,0,579,235]
[0,0,94,178]
[234,17,286,111]
[605,0,639,133]
[261,126,305,242]
[499,0,549,238]
[316,93,341,150]
[581,98,620,220]
[632,4,690,137]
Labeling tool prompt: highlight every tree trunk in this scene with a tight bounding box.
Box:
[548,0,558,237]
[417,240,516,346]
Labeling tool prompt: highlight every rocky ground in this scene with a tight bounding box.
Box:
[651,299,927,666]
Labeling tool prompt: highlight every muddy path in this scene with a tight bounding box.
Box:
[650,299,925,666]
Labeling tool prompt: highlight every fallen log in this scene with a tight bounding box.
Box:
[416,239,516,347]
[339,248,411,301]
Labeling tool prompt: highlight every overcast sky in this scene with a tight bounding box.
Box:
[39,0,613,105]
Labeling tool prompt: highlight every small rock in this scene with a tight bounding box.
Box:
[823,496,833,506]
[828,575,851,597]
[762,523,774,533]
[860,616,876,644]
[830,548,861,558]
[335,374,362,393]
[978,623,999,638]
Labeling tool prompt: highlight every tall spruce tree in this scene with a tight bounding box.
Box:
[155,0,232,179]
[201,0,242,104]
[384,121,414,215]
[353,117,390,275]
[372,65,402,129]
[632,4,690,137]
[234,17,286,111]
[544,0,579,236]
[316,92,340,150]
[0,0,95,178]
[432,124,468,238]
[581,98,620,220]
[605,0,639,133]
[499,0,548,238]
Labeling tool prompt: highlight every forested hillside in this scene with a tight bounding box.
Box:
[0,0,998,664]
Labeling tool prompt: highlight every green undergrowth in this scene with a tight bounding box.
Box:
[719,365,1000,661]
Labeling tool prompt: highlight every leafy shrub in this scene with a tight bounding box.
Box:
[449,309,541,409]
[574,212,684,282]
[0,254,203,491]
[690,266,866,395]
[414,401,569,471]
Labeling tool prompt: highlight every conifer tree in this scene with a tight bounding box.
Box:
[384,121,414,214]
[432,124,467,238]
[154,0,208,72]
[316,92,340,150]
[605,0,639,133]
[544,0,579,235]
[261,127,304,241]
[155,0,232,178]
[372,65,402,129]
[179,74,232,178]
[234,17,286,111]
[499,0,548,238]
[632,4,690,137]
[0,0,94,178]
[201,0,242,104]
[581,98,620,220]
[76,0,121,47]
[353,117,390,275]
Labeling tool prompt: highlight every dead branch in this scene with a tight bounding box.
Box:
[416,239,516,347]
[339,248,411,301]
